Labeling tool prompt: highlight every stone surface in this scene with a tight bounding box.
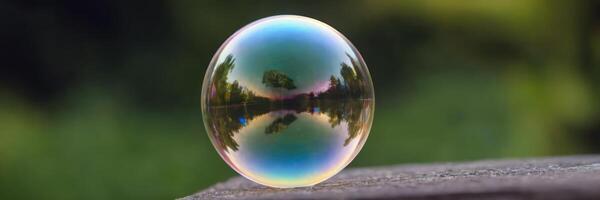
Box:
[182,155,600,200]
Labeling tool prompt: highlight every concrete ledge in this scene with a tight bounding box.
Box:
[182,155,600,200]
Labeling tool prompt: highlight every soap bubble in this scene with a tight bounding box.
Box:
[201,15,374,188]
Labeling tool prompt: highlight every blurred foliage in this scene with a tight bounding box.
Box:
[1,0,599,199]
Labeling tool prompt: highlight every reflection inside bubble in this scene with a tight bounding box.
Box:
[207,100,372,187]
[201,15,374,188]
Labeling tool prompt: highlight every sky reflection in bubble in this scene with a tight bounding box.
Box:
[201,15,374,188]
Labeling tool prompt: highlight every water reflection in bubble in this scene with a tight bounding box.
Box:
[201,15,374,188]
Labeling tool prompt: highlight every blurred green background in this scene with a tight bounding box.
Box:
[1,0,600,199]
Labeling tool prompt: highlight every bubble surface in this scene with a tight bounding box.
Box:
[201,15,374,188]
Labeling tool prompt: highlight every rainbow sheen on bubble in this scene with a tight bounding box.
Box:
[201,15,374,188]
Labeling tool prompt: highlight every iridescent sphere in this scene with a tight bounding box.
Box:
[201,15,374,188]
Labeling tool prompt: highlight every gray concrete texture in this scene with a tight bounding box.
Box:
[182,155,600,200]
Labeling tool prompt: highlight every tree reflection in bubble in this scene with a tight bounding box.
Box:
[201,15,374,188]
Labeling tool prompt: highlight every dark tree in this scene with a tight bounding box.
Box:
[212,55,236,105]
[262,70,297,90]
[265,113,298,134]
